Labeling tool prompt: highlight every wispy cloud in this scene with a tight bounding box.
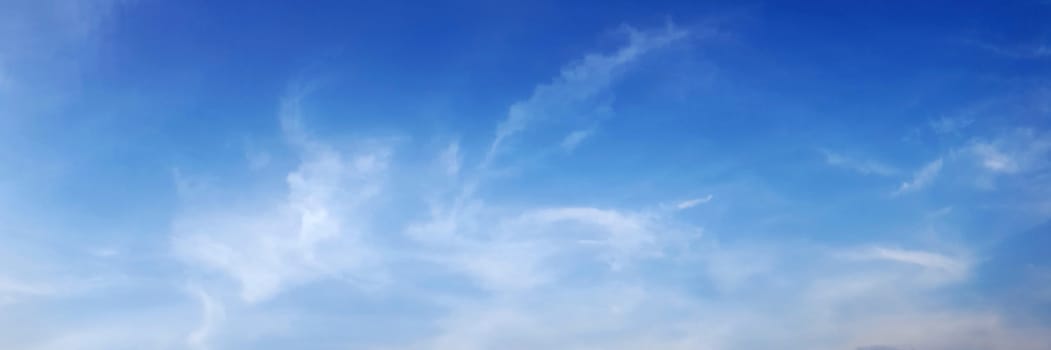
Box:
[929,116,974,135]
[893,158,943,195]
[173,92,392,303]
[971,142,1019,173]
[483,24,688,166]
[851,246,970,281]
[186,286,224,350]
[822,150,899,176]
[438,141,462,176]
[676,195,713,209]
[560,128,595,152]
[967,129,1051,175]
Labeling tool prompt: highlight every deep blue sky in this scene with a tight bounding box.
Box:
[1,1,1050,349]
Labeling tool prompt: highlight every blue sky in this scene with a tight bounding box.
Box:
[2,0,1051,349]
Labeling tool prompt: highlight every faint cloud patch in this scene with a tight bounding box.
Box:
[967,128,1051,175]
[850,246,970,282]
[929,116,973,135]
[892,158,943,196]
[969,40,1051,59]
[560,128,595,152]
[186,285,224,350]
[822,150,899,176]
[675,195,713,210]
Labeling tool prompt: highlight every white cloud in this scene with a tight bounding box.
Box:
[438,141,461,176]
[676,195,713,209]
[521,207,664,269]
[560,128,595,152]
[892,158,943,195]
[173,93,391,303]
[971,142,1018,173]
[967,129,1051,175]
[404,205,673,293]
[850,246,970,282]
[483,24,688,166]
[821,150,898,176]
[187,286,225,350]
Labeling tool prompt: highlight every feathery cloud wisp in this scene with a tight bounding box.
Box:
[483,25,688,166]
[676,195,714,209]
[822,150,899,176]
[560,128,595,152]
[173,94,392,303]
[893,158,943,195]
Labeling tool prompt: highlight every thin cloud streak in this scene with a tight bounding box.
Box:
[482,24,688,167]
[822,150,899,176]
[893,158,943,195]
[676,195,714,209]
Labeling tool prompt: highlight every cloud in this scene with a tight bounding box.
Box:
[483,24,688,166]
[850,246,970,281]
[893,158,943,195]
[520,207,665,268]
[402,240,1043,350]
[676,195,713,209]
[438,141,461,176]
[971,142,1019,173]
[821,150,899,176]
[967,129,1051,175]
[173,93,392,303]
[403,204,678,293]
[187,286,225,350]
[929,116,974,135]
[560,128,595,152]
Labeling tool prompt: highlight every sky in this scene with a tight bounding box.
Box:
[1,0,1051,349]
